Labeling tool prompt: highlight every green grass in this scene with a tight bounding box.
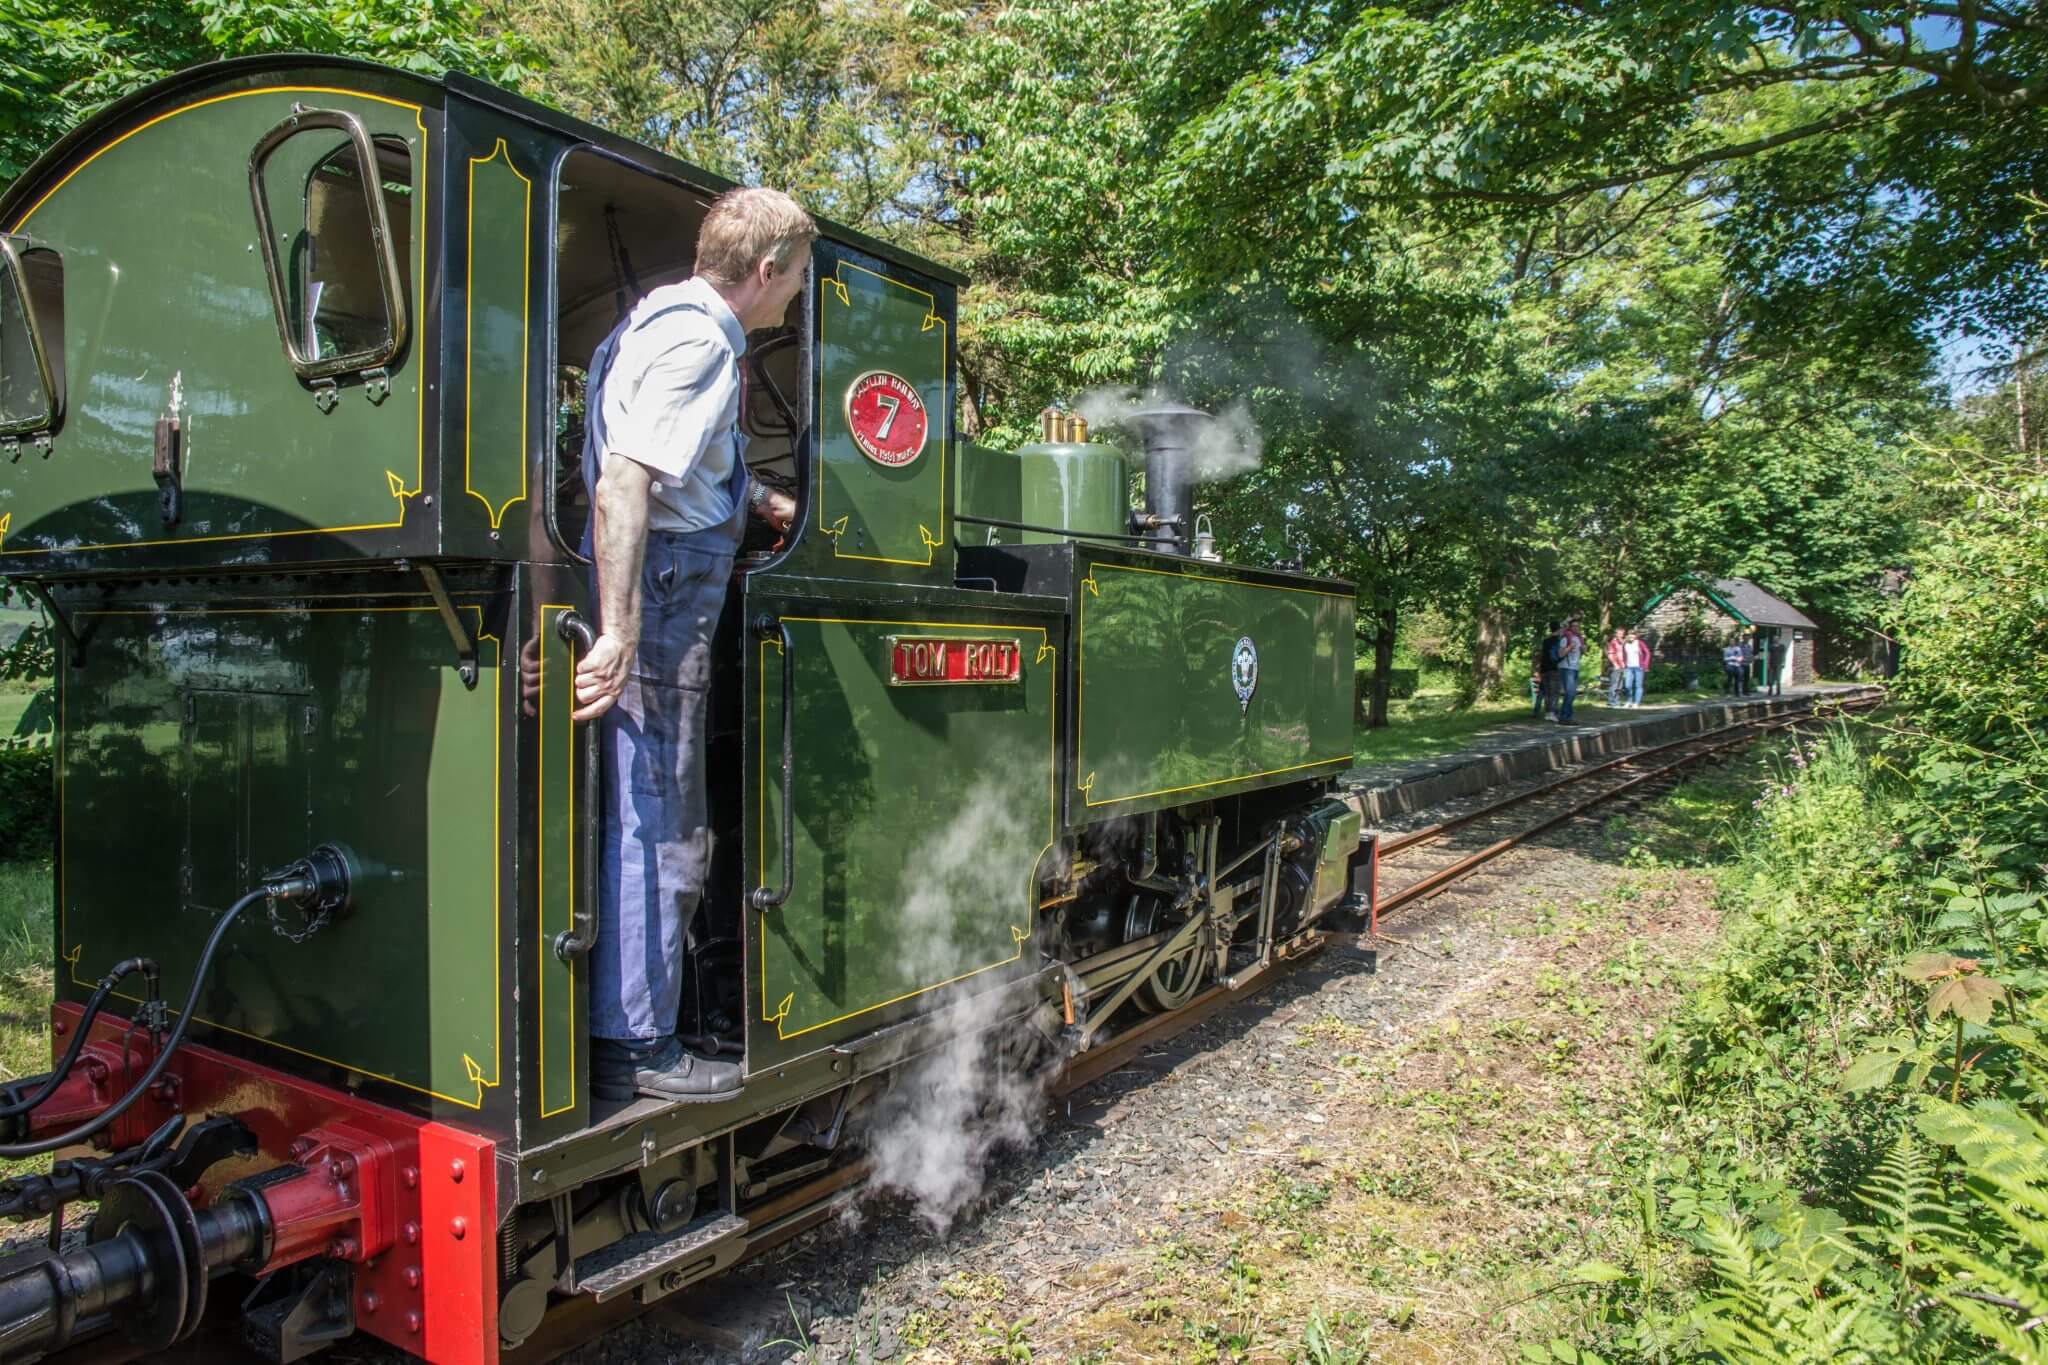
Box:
[1353,683,1727,766]
[0,860,53,1178]
[0,692,32,741]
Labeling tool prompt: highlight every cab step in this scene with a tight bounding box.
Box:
[573,1212,748,1303]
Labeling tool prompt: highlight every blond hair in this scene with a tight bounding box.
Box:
[694,187,818,287]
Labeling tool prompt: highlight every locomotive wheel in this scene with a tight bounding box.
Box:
[1122,895,1207,1014]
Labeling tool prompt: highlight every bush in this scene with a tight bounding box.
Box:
[1569,444,2048,1365]
[1883,448,2048,864]
[1642,662,1686,694]
[0,743,51,861]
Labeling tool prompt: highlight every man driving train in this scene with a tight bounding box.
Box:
[569,187,812,1102]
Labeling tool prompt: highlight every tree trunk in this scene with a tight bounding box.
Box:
[1368,604,1397,729]
[1471,570,1509,700]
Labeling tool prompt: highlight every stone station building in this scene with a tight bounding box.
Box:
[1638,576,1818,691]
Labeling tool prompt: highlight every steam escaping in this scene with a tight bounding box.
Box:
[860,777,1058,1232]
[1074,386,1265,482]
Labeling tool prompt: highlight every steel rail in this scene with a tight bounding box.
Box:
[1374,698,1880,916]
[1379,688,1883,860]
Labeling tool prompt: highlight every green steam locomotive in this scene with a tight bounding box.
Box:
[0,55,1358,1363]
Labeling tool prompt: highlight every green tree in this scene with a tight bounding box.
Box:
[487,0,945,245]
[0,0,530,190]
[1161,2,2048,352]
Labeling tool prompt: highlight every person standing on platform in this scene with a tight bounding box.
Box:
[1534,621,1562,719]
[1722,638,1745,694]
[1764,632,1784,697]
[1556,616,1585,723]
[1623,629,1648,707]
[1605,627,1627,707]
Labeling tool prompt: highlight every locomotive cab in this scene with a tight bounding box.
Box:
[548,146,810,559]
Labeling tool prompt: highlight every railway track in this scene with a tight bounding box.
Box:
[47,689,1883,1365]
[1371,688,1884,918]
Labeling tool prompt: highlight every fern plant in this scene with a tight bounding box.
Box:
[1689,996,2048,1362]
[1686,1138,1961,1363]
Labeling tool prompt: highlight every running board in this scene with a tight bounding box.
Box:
[573,1211,747,1303]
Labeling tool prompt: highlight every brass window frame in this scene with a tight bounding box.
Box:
[248,106,410,382]
[0,234,63,438]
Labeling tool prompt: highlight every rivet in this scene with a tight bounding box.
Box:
[402,1165,419,1189]
[403,1221,420,1245]
[448,1158,465,1183]
[361,1291,381,1314]
[449,1216,467,1240]
[51,1020,66,1037]
[406,1310,423,1334]
[404,1265,422,1290]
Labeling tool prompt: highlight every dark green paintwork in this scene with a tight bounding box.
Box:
[462,139,535,537]
[745,591,1058,1067]
[1017,442,1126,543]
[954,442,1021,547]
[0,86,431,563]
[1073,553,1354,824]
[57,597,504,1114]
[808,249,952,576]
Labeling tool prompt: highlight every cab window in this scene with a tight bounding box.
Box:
[250,111,412,379]
[0,236,63,436]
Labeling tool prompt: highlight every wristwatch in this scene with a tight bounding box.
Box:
[748,480,769,510]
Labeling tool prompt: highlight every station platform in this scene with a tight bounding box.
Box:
[1338,684,1872,827]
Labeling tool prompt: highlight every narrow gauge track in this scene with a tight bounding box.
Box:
[48,690,1882,1365]
[1372,687,1884,918]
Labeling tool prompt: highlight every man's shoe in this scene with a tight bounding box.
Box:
[591,1036,744,1104]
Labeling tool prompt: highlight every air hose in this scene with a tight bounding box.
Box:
[0,957,157,1119]
[0,888,266,1159]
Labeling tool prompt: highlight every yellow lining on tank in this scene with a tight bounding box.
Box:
[813,263,950,568]
[58,605,502,1111]
[1077,561,1354,808]
[3,86,430,554]
[465,140,532,530]
[755,617,1054,1042]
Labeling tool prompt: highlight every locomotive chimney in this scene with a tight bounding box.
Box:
[1125,400,1209,555]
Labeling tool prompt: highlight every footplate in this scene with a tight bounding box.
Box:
[572,1212,747,1303]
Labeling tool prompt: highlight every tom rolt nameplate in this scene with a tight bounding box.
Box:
[887,636,1022,686]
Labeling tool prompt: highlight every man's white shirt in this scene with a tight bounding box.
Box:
[591,276,749,533]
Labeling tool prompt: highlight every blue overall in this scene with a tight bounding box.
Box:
[581,303,751,1042]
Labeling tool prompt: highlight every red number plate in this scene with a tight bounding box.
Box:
[887,636,1022,686]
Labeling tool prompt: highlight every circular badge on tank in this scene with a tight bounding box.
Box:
[1232,636,1258,713]
[844,370,929,468]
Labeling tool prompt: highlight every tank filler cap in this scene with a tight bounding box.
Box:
[1037,406,1090,445]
